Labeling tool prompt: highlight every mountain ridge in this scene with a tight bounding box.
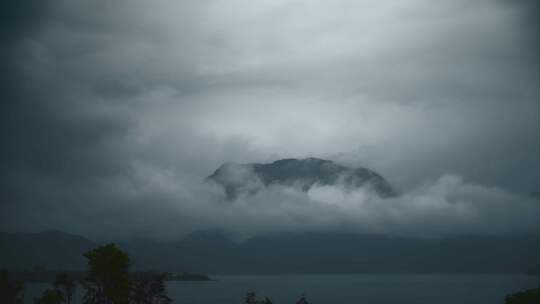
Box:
[207,157,396,199]
[2,230,539,275]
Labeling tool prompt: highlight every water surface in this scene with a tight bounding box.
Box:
[25,274,540,304]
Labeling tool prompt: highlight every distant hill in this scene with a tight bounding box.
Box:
[2,230,539,275]
[207,158,396,199]
[0,230,93,270]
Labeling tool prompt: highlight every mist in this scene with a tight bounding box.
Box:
[1,0,539,240]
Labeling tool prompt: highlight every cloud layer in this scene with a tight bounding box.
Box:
[1,0,539,239]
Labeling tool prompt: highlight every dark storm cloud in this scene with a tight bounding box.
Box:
[502,0,540,54]
[0,0,539,239]
[0,1,140,236]
[0,1,48,43]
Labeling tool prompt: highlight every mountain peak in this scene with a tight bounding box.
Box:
[207,158,396,199]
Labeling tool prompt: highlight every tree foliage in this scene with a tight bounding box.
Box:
[34,289,64,304]
[244,291,272,304]
[131,274,171,304]
[0,270,25,304]
[8,243,172,304]
[82,244,132,304]
[80,243,171,304]
[505,286,540,304]
[53,273,76,304]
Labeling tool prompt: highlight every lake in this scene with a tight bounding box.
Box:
[25,274,540,304]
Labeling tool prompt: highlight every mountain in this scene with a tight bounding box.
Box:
[207,157,396,199]
[2,230,540,275]
[0,230,93,270]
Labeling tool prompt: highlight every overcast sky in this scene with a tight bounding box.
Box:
[1,0,539,240]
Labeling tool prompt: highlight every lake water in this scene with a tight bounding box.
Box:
[25,274,540,304]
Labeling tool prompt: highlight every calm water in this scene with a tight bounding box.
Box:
[25,274,540,304]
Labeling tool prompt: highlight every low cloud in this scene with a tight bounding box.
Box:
[199,174,540,239]
[6,162,538,240]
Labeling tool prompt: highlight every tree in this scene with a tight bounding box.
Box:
[34,289,64,304]
[0,269,25,304]
[505,286,540,304]
[81,244,173,304]
[131,274,171,304]
[244,291,273,304]
[245,291,257,304]
[296,294,309,304]
[82,244,132,304]
[53,273,76,304]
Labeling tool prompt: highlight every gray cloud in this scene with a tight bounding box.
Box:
[1,0,539,239]
[210,175,540,238]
